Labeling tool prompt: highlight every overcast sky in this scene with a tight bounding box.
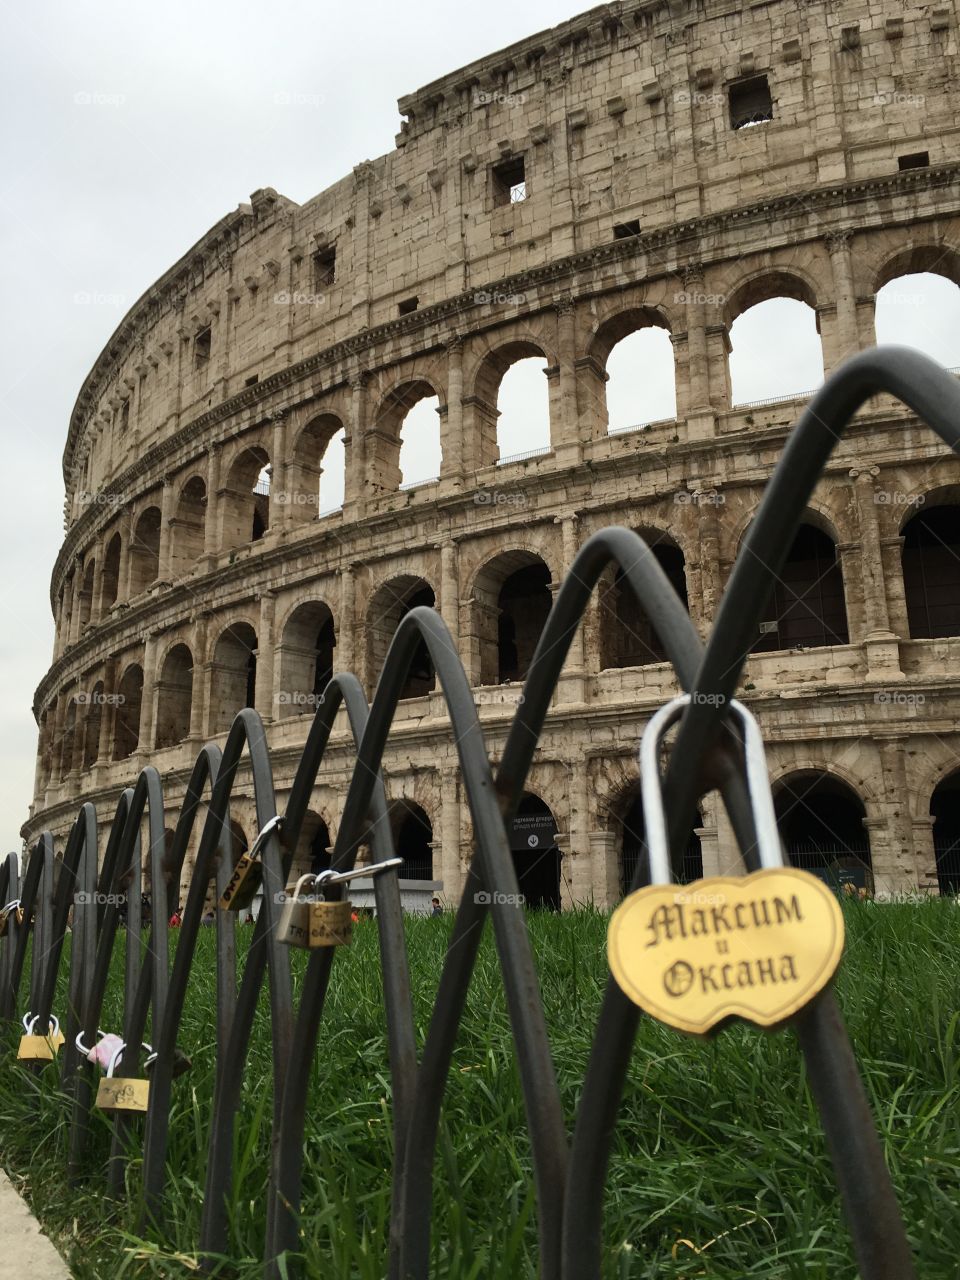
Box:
[1,0,957,856]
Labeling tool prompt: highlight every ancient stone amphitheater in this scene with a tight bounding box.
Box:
[26,0,960,906]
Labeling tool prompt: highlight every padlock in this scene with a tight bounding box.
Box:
[0,900,22,937]
[277,873,318,948]
[95,1041,150,1113]
[17,1014,65,1061]
[218,814,282,911]
[309,897,353,948]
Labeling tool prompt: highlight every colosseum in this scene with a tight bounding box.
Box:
[25,0,960,906]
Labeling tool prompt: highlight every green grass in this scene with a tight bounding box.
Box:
[1,899,959,1278]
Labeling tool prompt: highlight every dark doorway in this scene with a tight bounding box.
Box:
[752,523,849,651]
[774,773,872,889]
[498,565,552,683]
[902,505,960,639]
[392,801,433,880]
[619,792,703,896]
[931,772,960,895]
[510,794,560,910]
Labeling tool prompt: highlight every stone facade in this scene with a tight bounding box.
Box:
[25,0,960,904]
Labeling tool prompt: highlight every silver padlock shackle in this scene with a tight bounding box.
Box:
[315,855,403,888]
[2,898,21,913]
[248,815,283,860]
[23,1012,60,1037]
[106,1040,153,1077]
[75,1028,107,1057]
[639,693,784,885]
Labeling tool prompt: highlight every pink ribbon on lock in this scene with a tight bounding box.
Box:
[88,1033,124,1071]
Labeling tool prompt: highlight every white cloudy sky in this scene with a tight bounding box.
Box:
[1,0,958,855]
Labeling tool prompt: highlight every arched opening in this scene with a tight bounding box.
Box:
[112,664,144,761]
[78,559,96,630]
[371,381,442,496]
[389,800,433,880]
[751,522,849,651]
[101,533,121,611]
[81,682,104,771]
[902,504,960,639]
[222,445,270,549]
[170,476,206,575]
[474,551,552,686]
[510,793,560,910]
[931,772,960,895]
[600,535,688,668]
[156,643,193,748]
[277,601,336,717]
[874,259,960,368]
[289,810,332,879]
[617,789,703,896]
[727,276,824,406]
[367,576,436,699]
[773,772,872,888]
[129,507,161,596]
[594,311,676,432]
[290,415,345,521]
[496,355,550,462]
[211,622,258,734]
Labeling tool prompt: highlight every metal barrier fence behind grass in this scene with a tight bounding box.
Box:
[4,347,960,1279]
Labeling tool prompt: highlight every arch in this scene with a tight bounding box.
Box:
[613,785,703,896]
[773,770,872,887]
[749,521,849,652]
[874,270,960,368]
[129,506,161,596]
[873,244,960,294]
[600,530,688,668]
[156,643,194,749]
[371,380,443,495]
[222,444,270,549]
[472,550,552,685]
[211,622,258,733]
[389,799,433,880]
[509,792,560,910]
[112,663,144,761]
[589,308,677,432]
[289,414,345,521]
[170,475,206,575]
[366,575,436,699]
[81,681,104,771]
[930,771,960,895]
[101,532,121,611]
[725,271,823,406]
[276,600,336,718]
[901,502,960,639]
[78,558,96,630]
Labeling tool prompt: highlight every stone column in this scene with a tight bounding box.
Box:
[139,632,160,754]
[697,792,722,877]
[158,476,176,581]
[912,815,939,894]
[876,736,917,893]
[692,497,723,640]
[189,615,208,739]
[440,763,461,903]
[256,591,277,724]
[553,297,581,465]
[203,443,221,564]
[588,829,619,910]
[680,264,715,437]
[439,540,460,659]
[825,231,859,369]
[344,372,368,520]
[68,561,84,646]
[338,563,356,677]
[91,553,104,626]
[849,466,903,678]
[118,507,135,602]
[567,757,592,905]
[96,659,118,767]
[439,337,464,489]
[556,514,585,701]
[270,410,288,531]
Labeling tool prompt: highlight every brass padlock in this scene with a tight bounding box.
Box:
[218,815,282,912]
[309,897,353,948]
[95,1041,150,1113]
[17,1015,65,1061]
[0,900,23,937]
[277,874,317,948]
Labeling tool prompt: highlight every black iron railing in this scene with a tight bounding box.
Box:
[4,346,960,1279]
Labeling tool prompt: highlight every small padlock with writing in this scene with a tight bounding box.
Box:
[277,873,318,948]
[219,814,282,912]
[309,893,354,948]
[17,1013,65,1062]
[94,1040,151,1113]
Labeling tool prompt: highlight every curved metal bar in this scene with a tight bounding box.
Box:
[0,852,20,1019]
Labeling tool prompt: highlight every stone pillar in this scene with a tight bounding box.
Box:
[203,443,221,564]
[91,553,104,626]
[139,633,160,754]
[439,540,460,656]
[697,792,722,877]
[588,830,619,910]
[270,410,288,531]
[68,561,84,646]
[876,736,917,893]
[553,297,581,465]
[118,507,135,602]
[912,815,939,894]
[96,659,118,766]
[567,757,591,906]
[344,372,368,520]
[189,615,208,739]
[556,514,585,701]
[256,592,277,724]
[440,763,461,903]
[338,563,356,677]
[158,476,176,582]
[849,466,903,678]
[825,231,860,369]
[439,337,464,489]
[680,264,716,437]
[692,497,723,641]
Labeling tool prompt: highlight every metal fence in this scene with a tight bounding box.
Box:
[4,346,960,1279]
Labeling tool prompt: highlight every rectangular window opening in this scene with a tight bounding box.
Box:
[730,75,773,129]
[898,151,929,170]
[398,295,419,315]
[493,155,526,207]
[245,374,259,387]
[613,220,641,240]
[313,246,336,288]
[194,326,212,367]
